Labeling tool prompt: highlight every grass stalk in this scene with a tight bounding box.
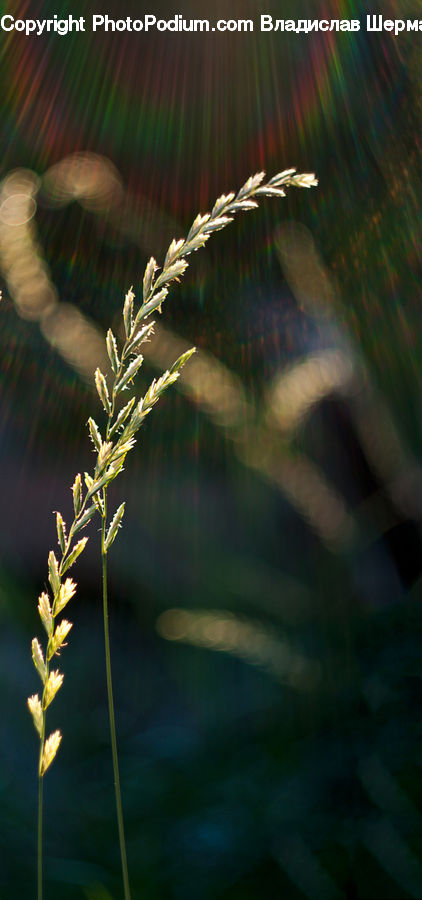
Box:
[37,771,43,900]
[27,166,317,895]
[101,487,131,899]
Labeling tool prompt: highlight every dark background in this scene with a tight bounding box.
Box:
[1,1,422,897]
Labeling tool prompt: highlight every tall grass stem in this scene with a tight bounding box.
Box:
[37,773,43,900]
[101,487,131,900]
[26,166,317,896]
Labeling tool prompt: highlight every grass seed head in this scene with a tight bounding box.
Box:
[44,670,64,708]
[48,620,72,659]
[48,551,60,597]
[31,638,47,684]
[40,731,62,776]
[54,578,76,615]
[38,592,53,636]
[71,473,82,516]
[27,694,43,736]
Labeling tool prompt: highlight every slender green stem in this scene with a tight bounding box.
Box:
[37,768,43,900]
[101,487,131,900]
[37,651,49,900]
